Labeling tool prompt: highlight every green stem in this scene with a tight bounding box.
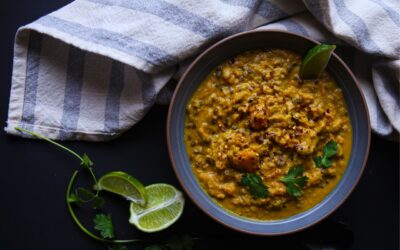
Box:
[67,170,105,242]
[15,127,83,162]
[15,127,99,188]
[17,126,144,244]
[66,171,142,244]
[88,167,100,196]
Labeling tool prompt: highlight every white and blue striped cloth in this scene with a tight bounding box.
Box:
[6,0,400,140]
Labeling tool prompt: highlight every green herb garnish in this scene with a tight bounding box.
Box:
[94,214,115,239]
[314,141,339,168]
[14,127,103,209]
[66,171,140,248]
[15,127,193,250]
[240,173,269,198]
[15,127,140,247]
[281,165,308,197]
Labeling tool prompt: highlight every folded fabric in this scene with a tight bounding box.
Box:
[5,0,400,141]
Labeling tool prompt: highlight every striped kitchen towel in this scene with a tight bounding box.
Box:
[5,0,400,141]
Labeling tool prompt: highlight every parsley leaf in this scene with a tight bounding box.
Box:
[93,214,114,239]
[240,173,269,198]
[314,141,338,168]
[281,165,308,197]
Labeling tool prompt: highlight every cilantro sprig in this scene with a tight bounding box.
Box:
[66,171,139,250]
[281,165,308,197]
[15,127,141,247]
[14,127,103,209]
[240,173,269,198]
[94,214,115,239]
[15,127,194,250]
[314,141,339,168]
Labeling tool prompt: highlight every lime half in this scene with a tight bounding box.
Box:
[129,183,184,233]
[300,44,336,79]
[96,171,147,206]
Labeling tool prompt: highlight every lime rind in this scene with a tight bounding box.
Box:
[300,44,336,79]
[129,183,185,233]
[136,201,184,232]
[96,171,147,206]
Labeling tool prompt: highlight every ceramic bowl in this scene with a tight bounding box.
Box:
[167,30,370,235]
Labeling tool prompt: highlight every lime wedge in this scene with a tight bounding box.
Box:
[129,183,184,233]
[300,44,336,79]
[95,171,147,206]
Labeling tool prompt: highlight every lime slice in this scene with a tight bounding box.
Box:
[300,44,336,79]
[96,171,147,206]
[129,183,184,233]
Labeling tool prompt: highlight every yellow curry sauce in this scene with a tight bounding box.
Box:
[184,49,352,220]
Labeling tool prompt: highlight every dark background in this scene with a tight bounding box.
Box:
[0,1,398,249]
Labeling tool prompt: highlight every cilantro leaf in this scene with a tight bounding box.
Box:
[281,165,308,197]
[81,153,93,168]
[74,187,104,209]
[324,141,338,158]
[240,173,269,198]
[76,187,95,202]
[67,193,83,206]
[93,214,114,239]
[92,196,105,209]
[166,234,194,250]
[321,157,333,167]
[314,141,338,168]
[285,182,302,197]
[313,156,322,167]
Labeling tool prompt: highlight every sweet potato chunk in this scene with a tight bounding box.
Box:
[231,149,260,172]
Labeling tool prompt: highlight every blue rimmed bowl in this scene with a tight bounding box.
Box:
[167,30,370,235]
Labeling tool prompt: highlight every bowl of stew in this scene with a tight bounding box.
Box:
[167,30,370,235]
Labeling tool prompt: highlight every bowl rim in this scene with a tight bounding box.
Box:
[166,29,371,235]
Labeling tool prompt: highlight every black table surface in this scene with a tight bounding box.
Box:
[0,1,399,249]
